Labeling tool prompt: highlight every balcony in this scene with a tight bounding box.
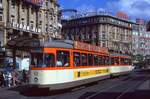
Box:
[121,40,131,44]
[6,22,41,34]
[112,39,120,42]
[0,21,4,28]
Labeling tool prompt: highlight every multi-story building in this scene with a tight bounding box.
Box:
[132,23,140,56]
[132,19,150,57]
[38,0,61,40]
[0,0,61,67]
[0,0,4,66]
[62,12,133,55]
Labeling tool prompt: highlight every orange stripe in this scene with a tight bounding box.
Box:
[31,65,110,70]
[31,65,131,70]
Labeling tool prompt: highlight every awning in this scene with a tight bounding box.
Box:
[6,37,40,50]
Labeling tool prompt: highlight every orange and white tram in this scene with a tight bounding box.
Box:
[110,54,132,76]
[29,40,132,90]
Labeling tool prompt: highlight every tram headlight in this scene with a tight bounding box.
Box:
[34,77,38,83]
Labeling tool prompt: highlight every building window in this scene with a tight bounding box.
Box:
[45,2,48,7]
[102,41,106,47]
[31,9,34,14]
[45,12,48,18]
[0,41,1,47]
[11,1,15,9]
[102,31,106,39]
[22,5,25,12]
[0,15,2,21]
[30,21,34,29]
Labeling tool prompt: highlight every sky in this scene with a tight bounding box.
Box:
[58,0,150,20]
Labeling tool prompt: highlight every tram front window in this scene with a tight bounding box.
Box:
[31,53,43,68]
[31,53,55,68]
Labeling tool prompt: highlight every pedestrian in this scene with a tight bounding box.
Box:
[0,71,4,87]
[4,71,12,87]
[3,71,7,87]
[22,70,27,84]
[12,71,17,86]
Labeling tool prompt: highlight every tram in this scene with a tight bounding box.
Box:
[110,54,132,76]
[29,40,132,90]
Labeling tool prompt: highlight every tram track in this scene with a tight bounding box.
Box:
[50,75,134,99]
[86,76,149,99]
[50,74,148,99]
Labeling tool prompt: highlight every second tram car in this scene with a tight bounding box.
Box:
[29,40,132,90]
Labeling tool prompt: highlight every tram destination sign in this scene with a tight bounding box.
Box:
[74,41,108,54]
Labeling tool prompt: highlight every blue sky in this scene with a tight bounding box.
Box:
[58,0,150,19]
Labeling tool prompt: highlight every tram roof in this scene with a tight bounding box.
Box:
[40,40,74,48]
[110,54,131,58]
[37,40,108,54]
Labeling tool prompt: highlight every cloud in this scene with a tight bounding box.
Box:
[107,0,150,19]
[76,4,96,13]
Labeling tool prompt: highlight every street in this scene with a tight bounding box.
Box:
[0,70,150,99]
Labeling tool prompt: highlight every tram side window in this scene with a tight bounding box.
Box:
[56,51,70,67]
[44,53,55,67]
[98,56,102,66]
[115,58,119,65]
[81,53,87,66]
[111,57,115,65]
[105,57,110,65]
[124,58,131,65]
[102,56,105,65]
[128,59,132,65]
[88,54,93,66]
[94,55,99,66]
[121,58,125,65]
[74,52,80,66]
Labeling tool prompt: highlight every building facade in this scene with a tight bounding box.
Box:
[62,13,133,55]
[0,0,61,67]
[132,19,150,57]
[38,0,61,40]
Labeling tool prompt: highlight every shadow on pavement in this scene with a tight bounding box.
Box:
[8,85,70,97]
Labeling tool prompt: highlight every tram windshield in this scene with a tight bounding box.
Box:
[31,53,55,68]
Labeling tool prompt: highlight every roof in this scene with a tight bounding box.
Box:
[110,53,131,58]
[40,40,74,49]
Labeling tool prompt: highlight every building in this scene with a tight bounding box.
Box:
[132,22,140,56]
[38,0,61,40]
[62,12,133,55]
[0,0,4,66]
[132,19,150,57]
[0,0,61,68]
